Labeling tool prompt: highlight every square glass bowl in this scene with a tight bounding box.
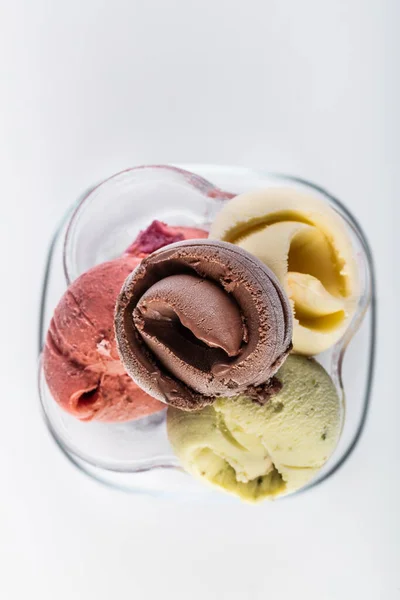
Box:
[38,165,375,500]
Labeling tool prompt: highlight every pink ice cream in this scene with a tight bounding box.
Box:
[125,220,208,257]
[43,221,208,422]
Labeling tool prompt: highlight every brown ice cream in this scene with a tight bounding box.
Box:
[115,240,292,410]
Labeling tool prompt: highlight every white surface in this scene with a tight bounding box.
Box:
[0,1,398,599]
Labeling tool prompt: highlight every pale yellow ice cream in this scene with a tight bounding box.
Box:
[167,355,342,502]
[210,187,359,355]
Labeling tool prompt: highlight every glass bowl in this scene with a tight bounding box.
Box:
[38,165,375,500]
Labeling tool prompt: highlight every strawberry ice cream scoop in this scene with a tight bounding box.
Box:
[43,221,208,422]
[43,255,165,422]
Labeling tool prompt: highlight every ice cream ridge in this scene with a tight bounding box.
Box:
[115,240,293,410]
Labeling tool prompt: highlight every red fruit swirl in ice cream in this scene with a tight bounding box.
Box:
[125,220,207,257]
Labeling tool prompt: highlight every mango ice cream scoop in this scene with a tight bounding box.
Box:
[210,187,359,355]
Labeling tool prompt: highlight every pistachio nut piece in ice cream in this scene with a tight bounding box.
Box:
[210,187,359,355]
[115,240,292,410]
[167,355,341,502]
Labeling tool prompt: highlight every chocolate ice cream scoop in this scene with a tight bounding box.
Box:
[115,240,292,410]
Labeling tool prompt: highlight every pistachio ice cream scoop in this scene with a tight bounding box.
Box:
[210,187,359,355]
[167,355,342,502]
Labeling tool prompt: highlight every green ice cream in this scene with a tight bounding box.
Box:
[167,355,342,502]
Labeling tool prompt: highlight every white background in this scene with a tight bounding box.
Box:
[0,1,398,599]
